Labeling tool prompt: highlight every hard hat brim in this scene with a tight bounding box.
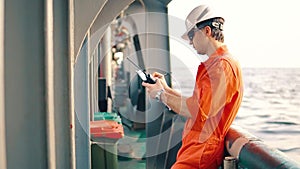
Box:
[181,24,196,41]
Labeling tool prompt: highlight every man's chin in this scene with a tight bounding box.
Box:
[197,51,203,55]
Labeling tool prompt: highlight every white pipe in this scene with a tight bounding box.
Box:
[69,0,76,168]
[0,0,7,167]
[101,28,112,112]
[45,0,57,168]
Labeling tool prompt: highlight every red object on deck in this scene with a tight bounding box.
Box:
[90,120,124,139]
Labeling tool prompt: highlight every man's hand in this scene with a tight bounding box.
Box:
[142,77,164,99]
[152,72,171,91]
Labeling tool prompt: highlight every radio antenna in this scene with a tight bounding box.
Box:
[126,57,143,70]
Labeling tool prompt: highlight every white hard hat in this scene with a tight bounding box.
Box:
[181,4,224,40]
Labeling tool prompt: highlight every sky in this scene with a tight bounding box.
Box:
[168,0,300,68]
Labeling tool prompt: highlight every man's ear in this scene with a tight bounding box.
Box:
[204,26,211,36]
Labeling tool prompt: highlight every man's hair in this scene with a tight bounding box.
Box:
[196,17,225,43]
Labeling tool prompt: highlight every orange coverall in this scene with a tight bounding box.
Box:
[172,46,243,169]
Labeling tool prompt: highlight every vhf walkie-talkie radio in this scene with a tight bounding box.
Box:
[127,57,156,84]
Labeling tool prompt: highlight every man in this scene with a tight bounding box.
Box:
[142,4,243,169]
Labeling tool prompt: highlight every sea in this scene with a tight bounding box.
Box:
[170,65,300,163]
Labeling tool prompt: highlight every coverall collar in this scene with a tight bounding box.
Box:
[203,45,228,66]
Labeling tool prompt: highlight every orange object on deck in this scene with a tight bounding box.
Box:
[90,120,124,139]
